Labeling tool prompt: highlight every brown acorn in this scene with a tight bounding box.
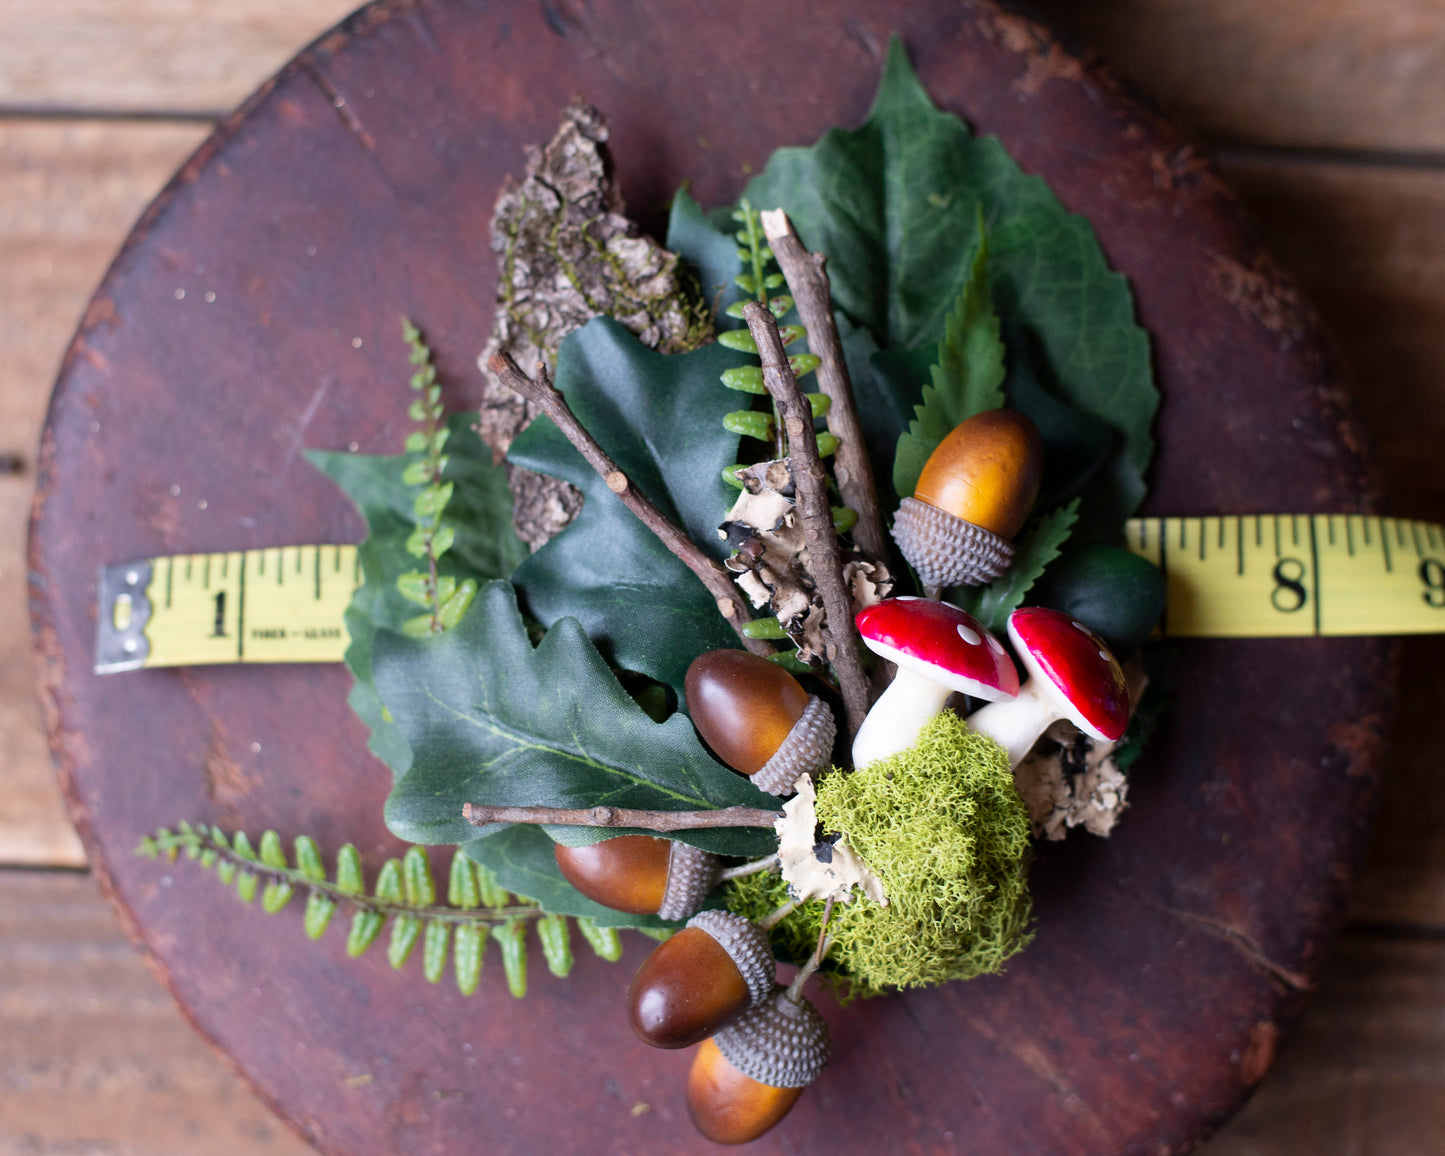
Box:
[686,986,830,1145]
[628,910,775,1049]
[553,835,717,920]
[892,408,1044,589]
[685,650,836,795]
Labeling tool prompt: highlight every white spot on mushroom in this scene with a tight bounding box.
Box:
[956,623,981,646]
[896,595,921,601]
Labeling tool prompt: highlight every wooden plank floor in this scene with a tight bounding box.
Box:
[2,1,1442,1151]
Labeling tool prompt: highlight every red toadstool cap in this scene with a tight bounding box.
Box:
[1007,607,1130,741]
[855,598,1019,701]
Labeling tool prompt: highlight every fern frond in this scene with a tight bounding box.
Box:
[138,823,623,997]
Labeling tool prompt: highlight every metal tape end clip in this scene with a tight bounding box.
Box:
[95,560,153,674]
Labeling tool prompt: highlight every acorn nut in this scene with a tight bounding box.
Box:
[892,408,1044,589]
[686,986,830,1144]
[628,909,776,1049]
[553,835,718,920]
[685,650,836,796]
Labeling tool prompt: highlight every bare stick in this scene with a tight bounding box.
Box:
[760,209,888,563]
[743,303,870,739]
[488,351,773,658]
[759,900,800,931]
[463,801,780,831]
[718,855,780,882]
[785,896,837,1004]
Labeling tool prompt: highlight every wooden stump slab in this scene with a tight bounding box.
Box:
[29,2,1391,1152]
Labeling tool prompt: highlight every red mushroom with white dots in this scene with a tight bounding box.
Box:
[965,607,1131,767]
[851,597,1020,769]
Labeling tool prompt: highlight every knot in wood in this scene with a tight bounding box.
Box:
[786,416,806,439]
[605,471,628,494]
[716,596,736,618]
[589,806,619,826]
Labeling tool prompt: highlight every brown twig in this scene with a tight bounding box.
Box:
[760,209,888,563]
[742,303,870,739]
[462,801,780,831]
[488,351,774,658]
[786,897,837,1004]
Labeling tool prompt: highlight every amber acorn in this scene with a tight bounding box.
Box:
[892,409,1044,588]
[686,986,830,1144]
[684,650,836,795]
[627,910,775,1049]
[552,835,717,920]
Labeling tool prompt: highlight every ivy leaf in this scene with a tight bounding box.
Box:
[742,35,1155,538]
[308,417,526,778]
[463,826,673,929]
[950,500,1080,634]
[378,580,779,859]
[893,222,1005,500]
[507,318,747,694]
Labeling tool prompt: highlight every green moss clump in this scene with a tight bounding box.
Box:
[727,712,1033,994]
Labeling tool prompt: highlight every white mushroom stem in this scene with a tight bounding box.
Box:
[965,680,1071,768]
[850,665,957,769]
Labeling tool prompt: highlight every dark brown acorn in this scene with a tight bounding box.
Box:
[628,910,775,1049]
[552,835,717,920]
[686,986,830,1144]
[684,650,836,795]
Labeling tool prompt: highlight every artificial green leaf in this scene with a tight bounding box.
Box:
[262,880,294,914]
[334,844,365,895]
[294,836,325,881]
[495,919,529,998]
[236,871,258,904]
[576,917,623,961]
[950,500,1080,633]
[258,829,288,870]
[447,847,481,909]
[506,319,749,694]
[893,224,1005,500]
[453,922,487,995]
[423,919,450,983]
[309,416,526,780]
[388,914,422,968]
[742,36,1155,536]
[347,908,384,956]
[378,580,777,859]
[666,188,746,321]
[537,913,574,977]
[303,892,336,940]
[463,825,672,929]
[375,858,404,904]
[402,845,436,907]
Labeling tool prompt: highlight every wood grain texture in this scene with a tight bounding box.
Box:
[0,120,206,867]
[1030,0,1445,155]
[0,870,313,1156]
[0,1,359,116]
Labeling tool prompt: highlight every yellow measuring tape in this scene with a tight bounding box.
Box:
[94,515,1445,672]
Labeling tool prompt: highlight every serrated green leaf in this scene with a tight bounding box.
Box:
[423,920,450,983]
[435,579,476,630]
[893,224,1005,500]
[472,860,511,910]
[347,908,384,956]
[258,830,288,870]
[304,893,336,939]
[740,36,1155,535]
[309,416,527,783]
[505,319,749,695]
[453,922,487,994]
[294,836,325,881]
[375,858,404,903]
[576,917,623,961]
[402,846,436,907]
[379,581,777,858]
[262,880,294,914]
[335,844,365,895]
[495,919,528,998]
[537,913,573,977]
[448,848,481,908]
[950,500,1081,633]
[388,914,422,968]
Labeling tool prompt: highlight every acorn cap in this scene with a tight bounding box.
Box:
[750,695,836,796]
[684,909,777,1010]
[713,986,830,1089]
[657,842,720,921]
[891,496,1015,588]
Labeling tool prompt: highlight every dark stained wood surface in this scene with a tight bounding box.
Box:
[8,1,1445,1153]
[24,2,1395,1153]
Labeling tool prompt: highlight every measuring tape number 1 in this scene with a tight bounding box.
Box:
[1125,515,1445,638]
[92,515,1445,673]
[95,545,361,673]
